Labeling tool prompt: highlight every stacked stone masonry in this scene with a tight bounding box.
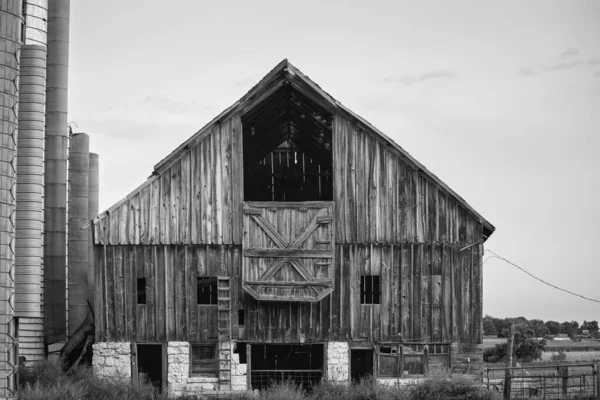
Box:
[327,342,349,382]
[92,342,131,381]
[166,341,247,397]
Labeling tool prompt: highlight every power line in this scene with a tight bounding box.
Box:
[484,249,600,304]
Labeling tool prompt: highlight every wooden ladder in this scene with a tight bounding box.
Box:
[217,277,232,390]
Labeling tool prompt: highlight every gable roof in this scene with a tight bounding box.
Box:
[97,59,495,238]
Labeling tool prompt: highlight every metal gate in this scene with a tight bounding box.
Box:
[484,364,599,399]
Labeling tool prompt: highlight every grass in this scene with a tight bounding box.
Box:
[234,376,501,400]
[17,361,183,400]
[18,362,503,400]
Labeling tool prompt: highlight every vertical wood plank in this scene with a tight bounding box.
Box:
[160,171,171,244]
[149,178,160,244]
[213,125,223,244]
[203,136,213,244]
[170,160,181,244]
[333,115,345,243]
[231,114,243,245]
[442,244,452,342]
[179,152,191,244]
[400,244,411,340]
[221,119,232,244]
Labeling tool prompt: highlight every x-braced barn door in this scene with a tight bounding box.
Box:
[242,202,334,302]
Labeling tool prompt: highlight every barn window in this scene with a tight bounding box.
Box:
[238,309,245,326]
[190,344,217,376]
[242,85,333,202]
[197,277,217,305]
[360,275,381,304]
[137,278,146,304]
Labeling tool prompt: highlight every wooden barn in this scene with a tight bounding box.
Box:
[90,59,495,396]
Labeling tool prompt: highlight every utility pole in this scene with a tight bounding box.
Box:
[504,322,515,400]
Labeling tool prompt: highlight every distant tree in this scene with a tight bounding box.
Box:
[581,320,599,334]
[545,320,561,335]
[561,321,579,337]
[486,322,546,363]
[530,319,548,337]
[483,316,497,336]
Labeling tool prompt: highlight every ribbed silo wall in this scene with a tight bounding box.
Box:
[87,153,98,306]
[0,2,21,397]
[15,45,46,363]
[67,133,88,336]
[14,0,48,364]
[23,0,48,47]
[44,0,70,344]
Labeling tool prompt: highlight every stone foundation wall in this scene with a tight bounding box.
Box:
[327,342,349,382]
[92,342,132,381]
[230,342,247,391]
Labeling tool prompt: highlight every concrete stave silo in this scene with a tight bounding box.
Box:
[44,0,70,345]
[67,132,88,336]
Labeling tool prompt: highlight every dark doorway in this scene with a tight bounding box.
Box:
[250,344,323,390]
[350,349,373,382]
[137,344,163,391]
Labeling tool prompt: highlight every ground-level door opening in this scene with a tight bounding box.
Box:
[350,349,373,382]
[137,344,163,392]
[250,344,323,390]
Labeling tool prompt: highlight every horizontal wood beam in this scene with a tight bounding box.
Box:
[243,248,333,258]
[244,201,332,209]
[244,280,333,287]
[243,208,262,215]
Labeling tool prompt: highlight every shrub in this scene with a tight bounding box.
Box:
[483,339,546,363]
[549,350,567,362]
[259,380,306,400]
[17,361,167,400]
[484,344,507,363]
[409,376,502,400]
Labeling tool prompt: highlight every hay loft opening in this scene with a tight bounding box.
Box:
[242,84,333,202]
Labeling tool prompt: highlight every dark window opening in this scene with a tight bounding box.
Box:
[242,85,333,202]
[350,349,373,382]
[250,344,323,390]
[191,344,217,376]
[137,344,163,392]
[238,309,245,326]
[360,275,381,304]
[137,278,146,304]
[197,277,217,305]
[234,342,247,364]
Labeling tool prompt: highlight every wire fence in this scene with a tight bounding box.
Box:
[250,369,323,391]
[484,364,599,399]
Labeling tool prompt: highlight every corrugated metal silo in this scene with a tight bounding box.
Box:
[14,43,47,363]
[15,0,48,364]
[0,1,22,397]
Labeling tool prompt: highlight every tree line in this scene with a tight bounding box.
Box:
[484,315,600,339]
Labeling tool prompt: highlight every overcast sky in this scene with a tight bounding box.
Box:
[69,0,600,323]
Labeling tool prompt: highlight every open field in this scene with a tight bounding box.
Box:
[484,338,600,351]
[540,350,600,363]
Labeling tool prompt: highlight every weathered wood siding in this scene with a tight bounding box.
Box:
[94,244,240,343]
[333,114,483,245]
[94,241,482,345]
[93,111,486,347]
[240,242,482,344]
[93,114,243,246]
